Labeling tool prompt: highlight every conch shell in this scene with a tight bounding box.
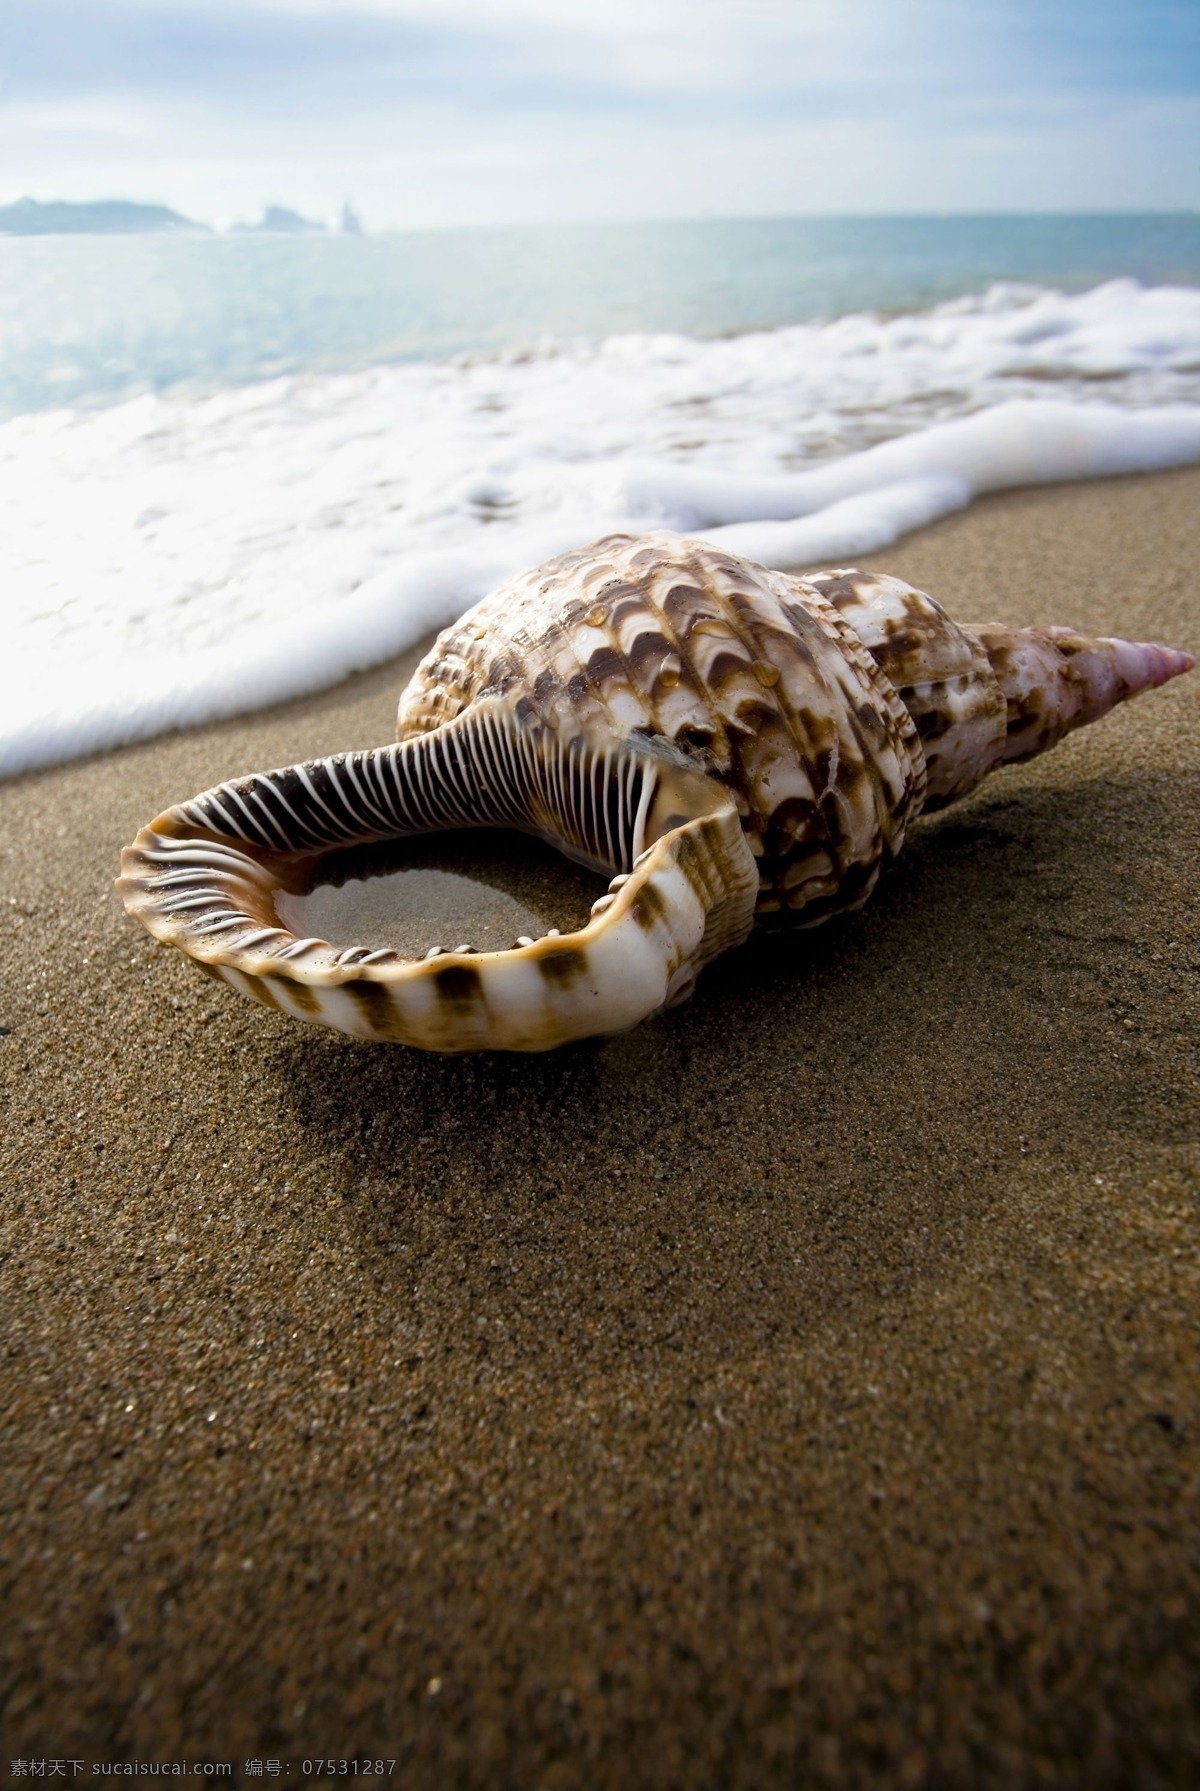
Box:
[118,534,1193,1052]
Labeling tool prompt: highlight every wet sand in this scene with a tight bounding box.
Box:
[2,469,1198,1787]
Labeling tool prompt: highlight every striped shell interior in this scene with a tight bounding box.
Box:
[118,696,758,1053]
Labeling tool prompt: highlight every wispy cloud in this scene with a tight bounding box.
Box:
[1,0,1196,225]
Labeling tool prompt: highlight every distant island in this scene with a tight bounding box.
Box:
[0,197,208,236]
[231,202,364,236]
[0,196,367,237]
[231,204,326,235]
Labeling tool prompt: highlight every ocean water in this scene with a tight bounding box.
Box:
[6,214,1200,419]
[4,214,1200,777]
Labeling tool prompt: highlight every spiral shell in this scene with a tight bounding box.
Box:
[118,533,1193,1052]
[398,537,927,926]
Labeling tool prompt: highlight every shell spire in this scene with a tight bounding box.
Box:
[808,569,1194,810]
[118,535,1193,1052]
[968,623,1195,770]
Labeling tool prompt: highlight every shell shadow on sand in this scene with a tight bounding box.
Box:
[258,763,1195,1338]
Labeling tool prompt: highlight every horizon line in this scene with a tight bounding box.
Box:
[2,196,1197,236]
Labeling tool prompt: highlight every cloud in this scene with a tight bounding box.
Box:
[10,0,1195,110]
[0,0,1196,224]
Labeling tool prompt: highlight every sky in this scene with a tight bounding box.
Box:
[1,0,1197,229]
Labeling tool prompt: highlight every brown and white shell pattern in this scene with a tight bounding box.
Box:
[118,533,1193,1052]
[397,536,928,926]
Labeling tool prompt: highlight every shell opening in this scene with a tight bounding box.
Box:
[118,698,759,1052]
[272,830,609,961]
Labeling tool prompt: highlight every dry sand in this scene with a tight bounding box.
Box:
[2,469,1198,1788]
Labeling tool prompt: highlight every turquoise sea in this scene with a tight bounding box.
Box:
[2,212,1199,419]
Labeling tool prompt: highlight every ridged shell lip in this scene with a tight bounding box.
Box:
[117,700,759,1053]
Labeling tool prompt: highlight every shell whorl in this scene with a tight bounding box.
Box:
[118,533,1193,1051]
[398,535,928,926]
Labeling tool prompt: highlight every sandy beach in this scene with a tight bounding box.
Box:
[2,468,1198,1786]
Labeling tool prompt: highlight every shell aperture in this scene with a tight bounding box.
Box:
[118,534,1194,1052]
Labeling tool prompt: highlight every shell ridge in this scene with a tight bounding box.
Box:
[778,577,929,851]
[548,556,646,747]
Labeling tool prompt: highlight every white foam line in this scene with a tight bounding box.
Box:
[6,399,1199,784]
[5,275,1200,782]
[622,400,1200,547]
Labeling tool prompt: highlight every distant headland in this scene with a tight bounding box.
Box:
[0,198,208,236]
[0,197,366,237]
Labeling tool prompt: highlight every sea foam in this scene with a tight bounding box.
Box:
[4,279,1200,779]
